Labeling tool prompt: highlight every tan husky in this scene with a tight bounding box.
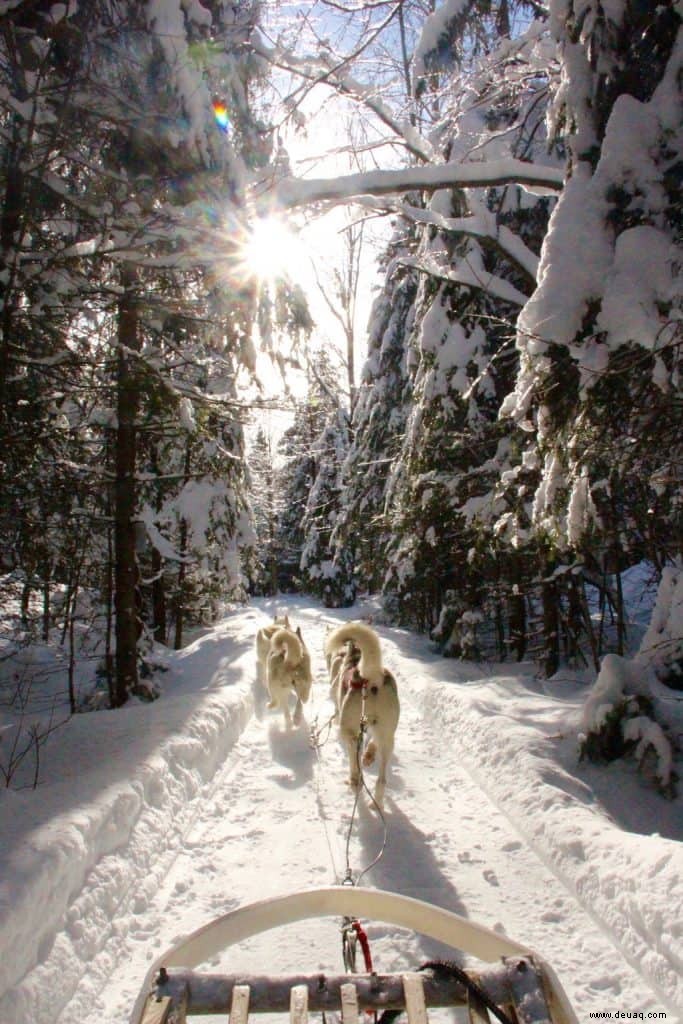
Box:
[325,621,400,808]
[257,617,312,728]
[256,615,291,679]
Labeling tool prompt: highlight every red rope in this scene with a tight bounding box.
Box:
[352,919,373,973]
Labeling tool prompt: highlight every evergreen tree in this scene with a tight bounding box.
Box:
[356,0,560,648]
[0,0,273,704]
[333,218,419,594]
[300,407,355,607]
[247,427,281,596]
[274,354,338,592]
[500,0,682,670]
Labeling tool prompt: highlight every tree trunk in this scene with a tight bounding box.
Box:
[614,548,626,655]
[152,545,167,644]
[508,585,527,661]
[104,469,115,706]
[0,119,24,416]
[41,573,50,642]
[174,518,188,650]
[150,444,167,644]
[541,563,560,678]
[113,265,141,707]
[173,443,192,650]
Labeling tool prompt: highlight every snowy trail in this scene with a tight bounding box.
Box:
[48,605,675,1024]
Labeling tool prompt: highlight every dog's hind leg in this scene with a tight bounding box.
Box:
[372,736,394,810]
[342,729,362,790]
[267,688,293,728]
[362,739,377,767]
[279,692,293,728]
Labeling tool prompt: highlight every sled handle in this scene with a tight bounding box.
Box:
[130,886,577,1024]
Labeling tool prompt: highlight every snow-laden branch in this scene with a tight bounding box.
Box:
[395,254,529,307]
[253,37,436,164]
[398,199,540,284]
[273,158,564,210]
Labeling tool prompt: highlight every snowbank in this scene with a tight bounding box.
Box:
[0,609,263,1022]
[422,676,683,1016]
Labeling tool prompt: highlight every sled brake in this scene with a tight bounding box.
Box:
[130,886,578,1024]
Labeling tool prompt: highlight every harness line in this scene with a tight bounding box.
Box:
[343,681,389,887]
[308,664,389,990]
[310,718,344,886]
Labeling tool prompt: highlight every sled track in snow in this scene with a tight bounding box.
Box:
[3,604,678,1024]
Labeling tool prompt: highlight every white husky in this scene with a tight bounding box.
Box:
[325,621,400,808]
[256,615,291,679]
[257,619,313,728]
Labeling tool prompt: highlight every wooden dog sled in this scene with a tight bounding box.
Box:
[130,886,578,1024]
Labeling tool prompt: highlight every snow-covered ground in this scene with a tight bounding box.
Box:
[0,597,681,1024]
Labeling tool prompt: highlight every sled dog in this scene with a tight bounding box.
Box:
[263,624,313,728]
[325,621,400,808]
[256,614,291,680]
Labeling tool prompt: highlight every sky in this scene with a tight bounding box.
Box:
[245,1,402,408]
[0,590,681,1024]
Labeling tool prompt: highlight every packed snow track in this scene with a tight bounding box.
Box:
[1,600,680,1024]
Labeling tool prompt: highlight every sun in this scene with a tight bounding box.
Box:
[241,216,301,285]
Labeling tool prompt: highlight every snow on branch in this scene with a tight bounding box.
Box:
[253,38,436,164]
[397,200,540,285]
[395,254,529,307]
[272,158,564,210]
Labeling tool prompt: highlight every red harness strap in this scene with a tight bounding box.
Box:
[352,919,373,972]
[341,667,368,696]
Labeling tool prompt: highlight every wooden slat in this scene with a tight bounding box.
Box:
[140,995,173,1024]
[467,989,491,1024]
[148,967,496,1015]
[290,984,309,1024]
[402,973,429,1024]
[340,982,360,1024]
[230,985,251,1024]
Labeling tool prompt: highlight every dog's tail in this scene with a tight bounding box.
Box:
[324,622,383,682]
[270,627,303,666]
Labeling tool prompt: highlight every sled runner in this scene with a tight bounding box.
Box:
[130,886,577,1024]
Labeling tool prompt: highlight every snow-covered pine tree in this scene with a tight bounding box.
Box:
[333,218,419,594]
[274,352,339,592]
[500,0,682,672]
[0,0,274,704]
[378,0,560,648]
[300,406,355,607]
[247,427,281,596]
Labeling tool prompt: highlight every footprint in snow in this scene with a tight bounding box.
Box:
[483,868,499,887]
[540,910,563,923]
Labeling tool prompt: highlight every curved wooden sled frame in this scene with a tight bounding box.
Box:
[130,885,578,1024]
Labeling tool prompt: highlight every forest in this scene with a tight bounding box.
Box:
[0,0,681,776]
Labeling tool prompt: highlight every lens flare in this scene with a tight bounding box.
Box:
[212,98,231,134]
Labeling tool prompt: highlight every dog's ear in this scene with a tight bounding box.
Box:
[285,615,291,627]
[296,626,302,639]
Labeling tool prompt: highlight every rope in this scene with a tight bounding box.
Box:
[309,678,388,994]
[309,710,337,750]
[420,961,517,1024]
[309,715,344,885]
[343,684,388,887]
[375,961,517,1024]
[310,685,388,889]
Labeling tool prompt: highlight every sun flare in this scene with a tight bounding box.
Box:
[241,217,301,285]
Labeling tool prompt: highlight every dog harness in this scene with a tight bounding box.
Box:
[341,667,380,697]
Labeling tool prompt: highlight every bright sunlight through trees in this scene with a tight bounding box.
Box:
[241,216,304,285]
